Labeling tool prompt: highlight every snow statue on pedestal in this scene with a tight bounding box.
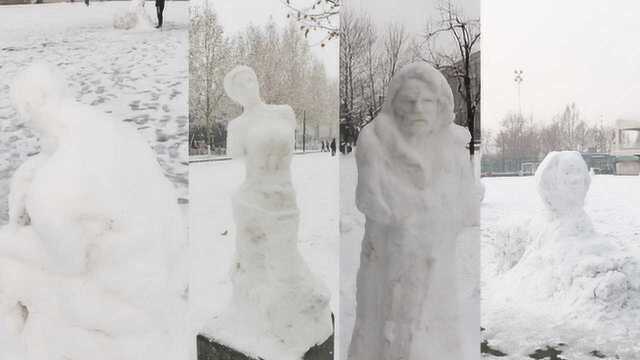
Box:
[483,151,640,358]
[349,62,481,360]
[202,65,332,360]
[113,0,153,30]
[0,62,187,360]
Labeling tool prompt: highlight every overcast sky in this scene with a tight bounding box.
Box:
[483,0,640,131]
[346,0,479,34]
[205,0,338,79]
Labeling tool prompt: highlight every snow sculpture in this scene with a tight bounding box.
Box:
[349,62,481,360]
[483,151,640,357]
[0,62,187,360]
[202,65,332,360]
[113,0,153,30]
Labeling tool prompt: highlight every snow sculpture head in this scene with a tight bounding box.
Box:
[535,151,591,215]
[224,65,262,107]
[11,62,69,137]
[382,62,455,138]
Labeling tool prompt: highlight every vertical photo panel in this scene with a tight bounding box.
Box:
[482,0,640,358]
[0,0,190,359]
[187,0,339,359]
[339,0,481,359]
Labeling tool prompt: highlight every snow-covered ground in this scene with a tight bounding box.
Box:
[0,1,189,225]
[482,175,640,359]
[188,152,339,359]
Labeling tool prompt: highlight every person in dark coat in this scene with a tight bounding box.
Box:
[155,0,165,28]
[330,138,336,156]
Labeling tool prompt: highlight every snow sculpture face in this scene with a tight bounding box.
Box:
[223,65,261,108]
[384,62,454,139]
[392,79,439,135]
[11,62,68,137]
[535,151,591,215]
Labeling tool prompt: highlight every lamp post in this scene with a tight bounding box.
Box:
[514,69,524,116]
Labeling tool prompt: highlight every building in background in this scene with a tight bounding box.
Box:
[611,118,640,175]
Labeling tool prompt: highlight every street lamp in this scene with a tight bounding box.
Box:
[514,69,524,115]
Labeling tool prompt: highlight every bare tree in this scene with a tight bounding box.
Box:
[420,0,481,157]
[281,0,340,46]
[381,22,408,94]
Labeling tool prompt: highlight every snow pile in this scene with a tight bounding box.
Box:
[113,0,154,30]
[202,66,332,360]
[483,151,640,358]
[0,62,188,360]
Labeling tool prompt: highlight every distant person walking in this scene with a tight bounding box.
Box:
[330,138,336,156]
[155,0,165,28]
[84,0,89,6]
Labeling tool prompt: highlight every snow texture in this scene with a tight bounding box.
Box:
[0,62,188,360]
[348,62,482,360]
[200,66,333,360]
[0,2,189,226]
[483,151,640,359]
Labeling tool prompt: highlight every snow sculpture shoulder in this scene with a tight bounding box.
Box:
[204,65,332,360]
[349,62,480,360]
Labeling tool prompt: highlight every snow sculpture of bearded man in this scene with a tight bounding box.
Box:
[349,62,480,360]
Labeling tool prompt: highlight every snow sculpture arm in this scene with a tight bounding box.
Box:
[355,124,392,222]
[451,124,481,227]
[226,118,245,158]
[280,105,297,149]
[8,155,46,226]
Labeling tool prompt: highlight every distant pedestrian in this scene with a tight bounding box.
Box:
[84,0,89,6]
[330,138,336,156]
[321,141,326,152]
[155,0,165,28]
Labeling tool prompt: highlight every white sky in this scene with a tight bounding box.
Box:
[483,0,640,131]
[346,0,479,34]
[205,0,338,79]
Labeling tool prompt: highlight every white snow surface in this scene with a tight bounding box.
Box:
[189,153,339,360]
[0,1,189,225]
[482,162,640,360]
[0,62,189,360]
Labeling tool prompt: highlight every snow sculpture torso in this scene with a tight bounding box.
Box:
[483,151,640,357]
[206,66,332,360]
[349,62,480,360]
[0,62,187,360]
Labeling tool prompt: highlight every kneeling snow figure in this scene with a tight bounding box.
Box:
[0,62,187,360]
[484,151,640,358]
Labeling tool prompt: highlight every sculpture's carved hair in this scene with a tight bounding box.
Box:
[223,65,259,103]
[381,62,455,127]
